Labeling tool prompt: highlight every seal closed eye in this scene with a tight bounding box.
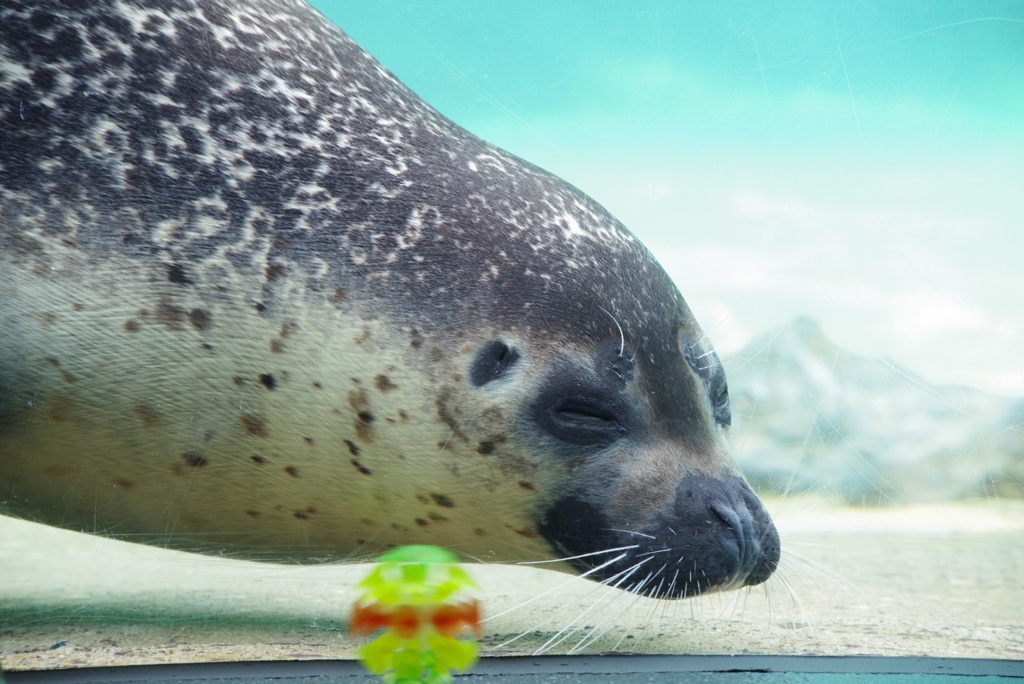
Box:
[530,342,635,448]
[0,0,777,600]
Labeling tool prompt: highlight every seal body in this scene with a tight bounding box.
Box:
[0,0,778,598]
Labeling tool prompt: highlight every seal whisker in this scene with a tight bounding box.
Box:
[534,558,651,655]
[569,576,651,654]
[438,423,458,453]
[636,547,673,558]
[668,568,681,597]
[604,528,656,540]
[598,306,626,358]
[485,551,633,625]
[597,556,652,591]
[569,564,666,652]
[492,555,643,651]
[516,545,639,565]
[780,544,859,596]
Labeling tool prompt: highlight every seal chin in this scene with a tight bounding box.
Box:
[539,474,780,600]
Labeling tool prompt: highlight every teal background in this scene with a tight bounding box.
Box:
[307,2,1024,397]
[311,2,1023,152]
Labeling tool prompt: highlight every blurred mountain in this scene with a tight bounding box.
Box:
[726,316,1024,504]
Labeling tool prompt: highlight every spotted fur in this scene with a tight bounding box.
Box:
[0,0,778,598]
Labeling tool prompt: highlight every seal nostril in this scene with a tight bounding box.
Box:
[710,499,750,572]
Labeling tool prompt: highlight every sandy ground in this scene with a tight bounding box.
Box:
[1,498,1022,672]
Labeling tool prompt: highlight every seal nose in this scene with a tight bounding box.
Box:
[709,485,780,588]
[652,473,779,596]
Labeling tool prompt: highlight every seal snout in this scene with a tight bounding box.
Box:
[539,473,779,600]
[649,473,780,597]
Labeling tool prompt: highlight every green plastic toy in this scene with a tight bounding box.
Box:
[351,545,482,684]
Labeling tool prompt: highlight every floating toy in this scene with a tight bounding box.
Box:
[351,545,482,684]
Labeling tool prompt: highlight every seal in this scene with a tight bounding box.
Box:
[0,0,779,599]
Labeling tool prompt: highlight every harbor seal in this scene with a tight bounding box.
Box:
[0,0,779,599]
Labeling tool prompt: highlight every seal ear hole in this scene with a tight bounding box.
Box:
[596,340,635,385]
[470,340,520,387]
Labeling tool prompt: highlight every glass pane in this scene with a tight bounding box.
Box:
[2,0,1021,673]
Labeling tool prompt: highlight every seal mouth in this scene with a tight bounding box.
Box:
[539,474,780,599]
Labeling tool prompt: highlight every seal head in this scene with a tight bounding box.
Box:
[0,0,778,599]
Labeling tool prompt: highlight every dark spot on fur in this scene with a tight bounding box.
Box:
[167,264,191,285]
[410,329,424,349]
[398,410,409,422]
[181,451,207,467]
[124,319,141,332]
[313,381,323,389]
[428,512,449,523]
[233,376,246,386]
[113,478,134,489]
[415,518,429,527]
[513,526,538,539]
[474,528,487,537]
[265,262,287,283]
[259,374,276,390]
[280,321,299,338]
[374,374,397,392]
[351,459,371,475]
[45,356,76,383]
[201,342,214,351]
[33,312,58,326]
[519,481,536,491]
[435,387,465,441]
[240,413,268,437]
[476,441,495,455]
[251,455,267,465]
[285,466,299,477]
[188,308,211,331]
[431,493,455,508]
[332,288,348,303]
[270,339,285,353]
[134,404,160,427]
[303,436,315,446]
[246,510,260,518]
[154,298,187,331]
[344,439,360,456]
[49,395,74,422]
[255,302,267,314]
[349,389,374,441]
[360,413,376,440]
[294,510,309,520]
[72,302,85,311]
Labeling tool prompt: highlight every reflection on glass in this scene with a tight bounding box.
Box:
[1,0,1021,672]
